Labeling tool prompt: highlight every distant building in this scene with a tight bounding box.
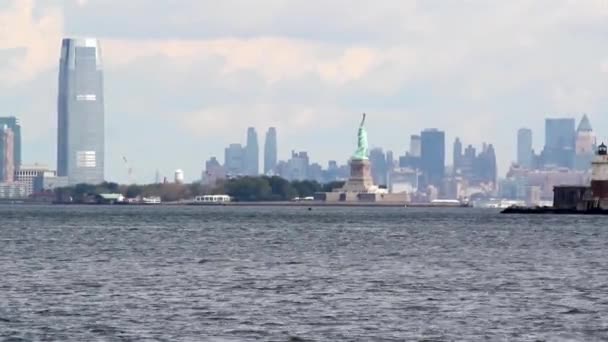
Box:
[264,127,277,175]
[245,127,259,176]
[0,126,15,183]
[409,134,421,157]
[575,114,596,171]
[286,151,309,181]
[202,157,225,186]
[57,38,105,185]
[420,129,445,191]
[224,143,245,176]
[543,118,575,169]
[453,137,463,172]
[369,147,388,186]
[15,165,54,195]
[517,128,533,169]
[0,117,21,168]
[174,169,184,184]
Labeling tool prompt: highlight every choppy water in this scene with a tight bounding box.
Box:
[1,205,608,341]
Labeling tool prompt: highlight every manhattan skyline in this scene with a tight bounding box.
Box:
[1,1,608,183]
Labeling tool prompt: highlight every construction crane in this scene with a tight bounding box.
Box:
[122,156,135,184]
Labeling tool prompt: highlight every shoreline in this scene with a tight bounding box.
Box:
[0,200,471,208]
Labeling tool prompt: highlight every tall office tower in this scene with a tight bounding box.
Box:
[0,117,21,169]
[224,143,245,176]
[409,134,421,157]
[245,127,259,176]
[420,129,445,191]
[264,127,277,175]
[453,137,463,171]
[57,38,105,185]
[575,114,596,170]
[287,151,309,181]
[543,118,575,168]
[517,128,533,169]
[0,126,15,182]
[369,147,388,186]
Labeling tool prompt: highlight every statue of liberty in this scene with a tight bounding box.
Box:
[353,113,369,160]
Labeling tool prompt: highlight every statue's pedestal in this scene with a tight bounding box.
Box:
[339,158,375,193]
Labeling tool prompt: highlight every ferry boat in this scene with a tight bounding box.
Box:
[193,195,231,204]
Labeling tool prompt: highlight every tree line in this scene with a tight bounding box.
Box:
[53,177,345,203]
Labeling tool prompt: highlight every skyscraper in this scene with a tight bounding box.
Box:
[369,147,388,186]
[453,137,463,171]
[224,143,245,176]
[543,118,575,168]
[245,127,259,176]
[409,134,421,157]
[264,127,277,175]
[517,128,533,169]
[575,114,596,170]
[420,129,445,190]
[0,117,21,169]
[57,38,105,185]
[0,126,15,182]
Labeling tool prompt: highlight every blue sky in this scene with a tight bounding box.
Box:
[1,0,608,183]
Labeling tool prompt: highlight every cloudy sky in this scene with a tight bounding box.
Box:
[1,0,608,183]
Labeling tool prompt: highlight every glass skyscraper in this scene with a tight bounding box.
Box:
[57,38,105,185]
[264,127,277,175]
[0,117,21,169]
[420,129,445,191]
[245,127,259,176]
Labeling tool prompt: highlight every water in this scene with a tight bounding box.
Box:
[1,205,608,341]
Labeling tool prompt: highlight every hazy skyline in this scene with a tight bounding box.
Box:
[1,0,608,183]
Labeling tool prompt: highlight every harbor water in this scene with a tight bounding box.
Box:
[1,205,608,341]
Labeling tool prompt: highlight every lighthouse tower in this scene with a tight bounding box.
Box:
[591,143,608,200]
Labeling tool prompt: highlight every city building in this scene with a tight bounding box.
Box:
[0,117,21,168]
[286,151,310,181]
[264,127,277,175]
[575,114,596,171]
[245,127,259,176]
[15,165,55,195]
[517,128,533,169]
[369,147,388,186]
[0,126,15,183]
[174,169,185,184]
[202,157,225,186]
[453,137,463,172]
[224,143,245,176]
[543,118,575,169]
[409,134,421,157]
[57,38,105,185]
[420,129,445,191]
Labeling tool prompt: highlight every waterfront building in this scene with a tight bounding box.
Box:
[575,114,596,171]
[420,129,445,191]
[264,127,277,175]
[224,143,245,176]
[57,38,105,185]
[0,117,21,168]
[543,118,575,169]
[15,165,55,195]
[517,128,533,169]
[245,127,259,176]
[0,126,15,183]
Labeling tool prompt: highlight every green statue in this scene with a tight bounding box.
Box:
[353,113,369,160]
